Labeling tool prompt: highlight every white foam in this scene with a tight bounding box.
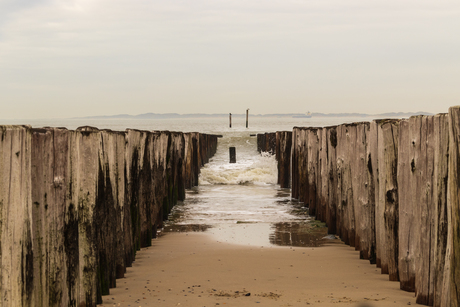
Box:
[199,151,277,185]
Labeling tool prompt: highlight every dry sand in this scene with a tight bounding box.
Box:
[98,232,416,307]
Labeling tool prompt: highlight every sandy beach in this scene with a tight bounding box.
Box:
[98,232,416,307]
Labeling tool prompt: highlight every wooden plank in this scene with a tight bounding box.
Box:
[326,126,338,235]
[445,106,460,306]
[431,114,449,307]
[397,119,416,291]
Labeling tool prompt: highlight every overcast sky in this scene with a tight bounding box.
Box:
[1,0,459,119]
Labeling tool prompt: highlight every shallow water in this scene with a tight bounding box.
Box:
[4,115,383,247]
[159,119,334,247]
[163,185,331,247]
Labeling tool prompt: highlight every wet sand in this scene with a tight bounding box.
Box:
[98,232,416,307]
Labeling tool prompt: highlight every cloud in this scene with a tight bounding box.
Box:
[0,0,459,118]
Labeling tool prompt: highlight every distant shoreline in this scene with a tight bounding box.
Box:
[72,111,433,120]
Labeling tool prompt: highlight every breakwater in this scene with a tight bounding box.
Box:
[257,132,292,189]
[260,106,460,306]
[0,125,217,306]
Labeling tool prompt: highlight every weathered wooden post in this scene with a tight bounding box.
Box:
[377,119,400,280]
[276,131,292,189]
[229,147,236,163]
[229,113,232,128]
[246,109,249,128]
[446,106,460,307]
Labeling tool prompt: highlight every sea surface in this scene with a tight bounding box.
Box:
[3,115,384,247]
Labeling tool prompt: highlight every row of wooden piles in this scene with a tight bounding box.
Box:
[0,125,217,307]
[258,106,460,307]
[257,132,292,189]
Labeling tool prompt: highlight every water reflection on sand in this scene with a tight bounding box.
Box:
[162,185,338,248]
[270,222,330,247]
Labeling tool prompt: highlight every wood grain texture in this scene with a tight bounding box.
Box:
[278,110,457,306]
[0,126,218,307]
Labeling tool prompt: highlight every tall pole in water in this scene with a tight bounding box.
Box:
[246,108,249,128]
[229,113,232,128]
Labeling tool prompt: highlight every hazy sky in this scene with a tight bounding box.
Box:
[1,0,459,119]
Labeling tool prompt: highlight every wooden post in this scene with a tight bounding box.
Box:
[447,106,460,306]
[246,109,249,128]
[229,147,236,163]
[229,113,232,128]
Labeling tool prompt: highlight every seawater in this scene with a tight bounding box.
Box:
[4,115,382,247]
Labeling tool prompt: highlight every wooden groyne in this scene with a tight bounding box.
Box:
[257,131,292,189]
[257,132,276,155]
[0,126,217,306]
[269,106,460,306]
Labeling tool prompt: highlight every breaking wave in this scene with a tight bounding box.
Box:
[199,151,277,185]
